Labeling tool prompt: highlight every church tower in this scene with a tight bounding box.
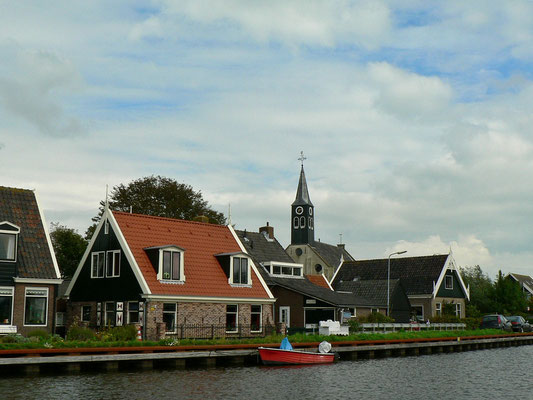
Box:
[291,152,314,245]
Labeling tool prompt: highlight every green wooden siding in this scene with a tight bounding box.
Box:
[436,270,466,298]
[69,220,143,302]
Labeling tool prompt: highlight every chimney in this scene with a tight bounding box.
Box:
[259,222,274,239]
[193,215,210,223]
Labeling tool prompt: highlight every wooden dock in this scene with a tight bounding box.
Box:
[1,333,532,375]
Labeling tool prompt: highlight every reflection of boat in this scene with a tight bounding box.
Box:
[258,347,335,365]
[258,338,335,365]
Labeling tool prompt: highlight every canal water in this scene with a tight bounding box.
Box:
[1,346,532,399]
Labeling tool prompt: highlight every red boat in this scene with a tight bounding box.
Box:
[258,347,335,365]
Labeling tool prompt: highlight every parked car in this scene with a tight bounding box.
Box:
[480,314,512,331]
[506,316,532,332]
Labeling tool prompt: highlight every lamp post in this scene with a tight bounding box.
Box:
[387,250,407,317]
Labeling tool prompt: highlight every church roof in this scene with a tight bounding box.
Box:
[291,166,313,206]
[311,241,354,269]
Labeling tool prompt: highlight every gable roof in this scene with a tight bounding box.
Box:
[509,273,533,295]
[305,274,332,290]
[105,211,272,300]
[235,230,294,265]
[310,241,355,269]
[0,186,60,280]
[332,254,451,297]
[335,279,402,308]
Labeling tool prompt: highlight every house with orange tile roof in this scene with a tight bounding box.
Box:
[65,208,275,340]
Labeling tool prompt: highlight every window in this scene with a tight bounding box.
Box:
[412,305,424,321]
[251,305,262,332]
[0,233,16,261]
[265,262,303,278]
[106,250,120,277]
[226,305,238,332]
[455,303,462,318]
[24,288,48,326]
[445,275,453,290]
[309,217,313,229]
[0,287,14,325]
[156,248,184,282]
[371,308,379,314]
[81,305,91,322]
[293,217,299,228]
[128,302,139,324]
[435,303,442,316]
[300,216,305,228]
[163,303,177,333]
[91,252,105,278]
[232,257,249,285]
[104,302,115,327]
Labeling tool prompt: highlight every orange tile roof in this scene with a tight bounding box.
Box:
[113,211,271,299]
[305,274,331,290]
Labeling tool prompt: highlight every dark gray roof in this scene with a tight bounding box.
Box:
[332,254,449,296]
[269,275,369,307]
[510,273,533,292]
[291,166,313,206]
[335,279,401,308]
[311,241,354,269]
[235,230,294,264]
[0,186,59,279]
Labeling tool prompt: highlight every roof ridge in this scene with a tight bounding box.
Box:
[0,186,34,193]
[112,210,227,229]
[346,254,448,263]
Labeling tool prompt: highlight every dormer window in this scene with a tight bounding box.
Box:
[0,222,19,262]
[153,247,185,283]
[263,262,303,278]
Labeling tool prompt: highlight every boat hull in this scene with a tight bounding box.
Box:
[258,347,335,365]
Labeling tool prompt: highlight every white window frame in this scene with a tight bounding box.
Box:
[279,306,290,328]
[0,287,14,326]
[412,305,424,320]
[0,222,19,263]
[300,216,305,228]
[106,250,121,278]
[445,275,453,290]
[23,287,48,327]
[435,302,442,316]
[91,251,105,278]
[81,305,91,323]
[230,255,251,286]
[251,305,262,333]
[293,217,299,228]
[157,247,185,283]
[226,304,238,333]
[455,303,462,318]
[264,262,303,278]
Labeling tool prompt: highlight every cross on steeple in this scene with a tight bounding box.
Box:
[298,151,306,167]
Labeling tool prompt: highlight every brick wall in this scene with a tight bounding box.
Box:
[13,283,56,336]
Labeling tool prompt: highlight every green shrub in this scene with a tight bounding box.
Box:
[102,325,138,341]
[27,329,49,340]
[348,319,360,333]
[67,325,96,341]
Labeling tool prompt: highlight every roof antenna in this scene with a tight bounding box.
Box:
[227,203,232,226]
[104,184,109,212]
[339,233,343,245]
[129,206,132,214]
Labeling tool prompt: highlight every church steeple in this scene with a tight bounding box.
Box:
[291,152,314,245]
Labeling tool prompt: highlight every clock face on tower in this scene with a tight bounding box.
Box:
[295,206,303,215]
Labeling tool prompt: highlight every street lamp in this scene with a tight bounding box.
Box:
[387,250,407,317]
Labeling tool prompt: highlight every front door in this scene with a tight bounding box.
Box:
[279,306,290,328]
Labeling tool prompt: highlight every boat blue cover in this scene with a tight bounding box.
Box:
[280,337,293,350]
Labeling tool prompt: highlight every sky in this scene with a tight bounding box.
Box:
[2,1,533,278]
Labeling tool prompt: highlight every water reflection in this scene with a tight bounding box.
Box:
[2,346,533,400]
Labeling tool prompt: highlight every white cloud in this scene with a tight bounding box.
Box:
[0,43,85,137]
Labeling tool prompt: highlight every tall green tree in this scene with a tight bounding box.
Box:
[86,175,225,239]
[50,223,88,279]
[460,265,494,316]
[491,271,528,314]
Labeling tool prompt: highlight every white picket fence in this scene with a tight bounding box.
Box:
[358,322,466,333]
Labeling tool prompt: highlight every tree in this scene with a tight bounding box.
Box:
[86,175,226,239]
[460,265,494,316]
[491,271,528,314]
[50,223,88,279]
